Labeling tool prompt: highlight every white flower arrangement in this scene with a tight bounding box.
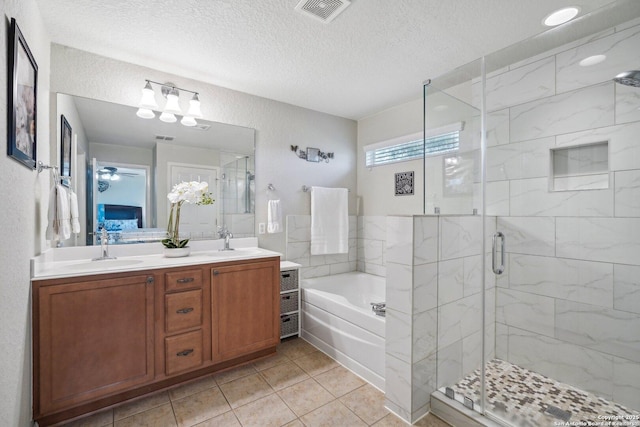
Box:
[163,181,214,248]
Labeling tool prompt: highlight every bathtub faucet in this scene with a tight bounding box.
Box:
[370,302,386,317]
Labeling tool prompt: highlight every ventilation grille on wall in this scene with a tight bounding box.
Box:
[295,0,351,23]
[155,135,175,141]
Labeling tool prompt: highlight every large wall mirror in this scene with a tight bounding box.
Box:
[56,93,256,246]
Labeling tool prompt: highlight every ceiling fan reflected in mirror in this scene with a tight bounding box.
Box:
[97,166,139,181]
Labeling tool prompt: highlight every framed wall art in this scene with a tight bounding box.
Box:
[395,171,414,196]
[8,18,38,169]
[60,115,72,184]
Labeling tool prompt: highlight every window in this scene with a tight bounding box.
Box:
[364,122,462,168]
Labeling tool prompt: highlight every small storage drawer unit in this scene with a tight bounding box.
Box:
[280,265,301,339]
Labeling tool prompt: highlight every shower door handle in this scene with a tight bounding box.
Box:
[492,231,505,275]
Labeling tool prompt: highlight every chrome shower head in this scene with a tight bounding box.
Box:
[613,70,640,87]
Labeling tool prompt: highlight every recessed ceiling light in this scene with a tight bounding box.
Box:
[579,55,607,67]
[543,7,580,27]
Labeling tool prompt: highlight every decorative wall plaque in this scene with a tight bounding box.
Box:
[395,171,414,196]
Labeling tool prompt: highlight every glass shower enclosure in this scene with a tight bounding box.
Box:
[220,155,255,237]
[425,1,640,425]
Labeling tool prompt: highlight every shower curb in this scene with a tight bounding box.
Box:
[431,392,505,427]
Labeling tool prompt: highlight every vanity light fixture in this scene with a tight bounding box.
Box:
[136,80,203,127]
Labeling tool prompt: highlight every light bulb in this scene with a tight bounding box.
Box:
[159,111,177,123]
[181,116,197,127]
[136,108,155,119]
[187,93,202,118]
[543,7,579,26]
[110,174,120,181]
[139,81,158,109]
[163,88,182,115]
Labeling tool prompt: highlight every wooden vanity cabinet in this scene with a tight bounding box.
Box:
[212,259,281,361]
[33,256,280,426]
[33,273,156,419]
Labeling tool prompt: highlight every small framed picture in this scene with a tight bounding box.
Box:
[60,115,72,182]
[395,171,414,196]
[7,18,38,169]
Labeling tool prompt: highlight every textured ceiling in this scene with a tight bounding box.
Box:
[36,0,617,119]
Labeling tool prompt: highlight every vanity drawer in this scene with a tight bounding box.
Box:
[165,330,203,375]
[165,269,203,292]
[166,290,202,333]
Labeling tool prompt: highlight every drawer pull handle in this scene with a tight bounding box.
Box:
[176,277,195,284]
[176,307,194,314]
[282,295,291,300]
[213,270,219,276]
[282,317,291,323]
[176,349,194,357]
[282,273,291,278]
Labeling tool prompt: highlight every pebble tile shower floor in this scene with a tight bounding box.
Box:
[60,338,450,427]
[445,358,640,427]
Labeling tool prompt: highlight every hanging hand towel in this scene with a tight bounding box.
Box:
[69,190,81,234]
[46,184,71,241]
[267,199,283,233]
[310,187,348,255]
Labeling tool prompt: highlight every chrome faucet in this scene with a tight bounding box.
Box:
[93,228,116,261]
[370,302,386,317]
[218,227,234,251]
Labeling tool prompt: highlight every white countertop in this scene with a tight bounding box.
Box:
[32,238,283,280]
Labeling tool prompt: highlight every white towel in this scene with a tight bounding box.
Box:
[310,187,348,255]
[69,190,81,234]
[267,199,282,233]
[46,184,71,241]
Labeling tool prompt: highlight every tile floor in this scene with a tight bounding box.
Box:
[60,338,450,427]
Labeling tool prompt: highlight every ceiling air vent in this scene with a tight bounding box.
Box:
[155,135,175,141]
[193,124,211,131]
[295,0,351,24]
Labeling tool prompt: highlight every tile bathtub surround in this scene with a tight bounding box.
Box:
[285,215,357,279]
[60,337,451,427]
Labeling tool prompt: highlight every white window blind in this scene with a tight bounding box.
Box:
[363,122,463,168]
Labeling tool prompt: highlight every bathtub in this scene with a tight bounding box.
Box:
[301,272,385,390]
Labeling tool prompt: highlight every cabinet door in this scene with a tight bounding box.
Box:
[212,260,280,361]
[37,275,154,414]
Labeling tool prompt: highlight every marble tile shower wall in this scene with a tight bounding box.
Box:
[285,215,357,279]
[483,21,640,410]
[384,215,496,424]
[357,216,387,277]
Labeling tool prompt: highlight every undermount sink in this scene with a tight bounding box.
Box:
[66,259,144,270]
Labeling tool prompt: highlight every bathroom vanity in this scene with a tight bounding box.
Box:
[31,245,280,426]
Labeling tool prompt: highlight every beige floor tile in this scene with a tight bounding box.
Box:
[292,350,339,377]
[114,403,176,427]
[277,378,335,417]
[233,393,297,427]
[113,391,170,420]
[277,338,318,360]
[260,361,310,390]
[314,365,366,397]
[282,420,304,427]
[172,387,231,427]
[193,411,241,427]
[340,384,388,425]
[372,413,451,427]
[300,400,367,427]
[253,352,291,371]
[213,363,257,385]
[219,373,274,408]
[169,375,217,401]
[61,409,113,427]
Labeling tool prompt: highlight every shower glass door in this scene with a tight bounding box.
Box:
[428,1,640,425]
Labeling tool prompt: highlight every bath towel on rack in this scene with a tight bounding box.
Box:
[267,199,283,233]
[46,184,71,241]
[310,186,348,255]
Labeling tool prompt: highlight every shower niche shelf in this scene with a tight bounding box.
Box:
[550,141,609,192]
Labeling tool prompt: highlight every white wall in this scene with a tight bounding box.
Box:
[50,44,358,254]
[357,98,423,216]
[0,1,51,425]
